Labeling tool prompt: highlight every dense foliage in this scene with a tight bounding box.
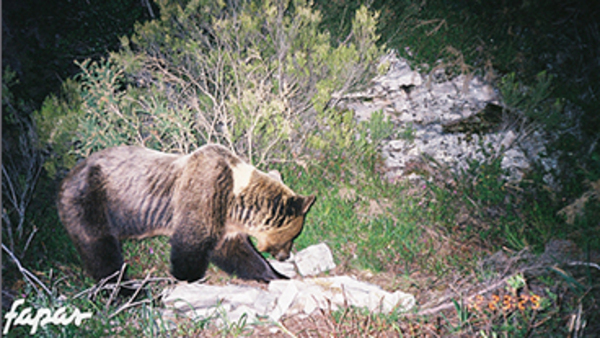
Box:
[35,0,382,171]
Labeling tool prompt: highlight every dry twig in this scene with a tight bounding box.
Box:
[2,243,51,296]
[568,261,600,271]
[109,270,156,319]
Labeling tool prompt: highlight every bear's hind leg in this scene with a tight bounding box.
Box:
[60,163,126,282]
[77,235,125,282]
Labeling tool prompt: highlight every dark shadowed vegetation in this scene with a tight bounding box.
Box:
[3,0,599,336]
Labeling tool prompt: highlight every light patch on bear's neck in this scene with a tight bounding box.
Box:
[232,162,255,195]
[173,153,192,168]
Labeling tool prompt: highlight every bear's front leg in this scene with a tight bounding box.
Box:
[169,230,217,282]
[210,234,287,282]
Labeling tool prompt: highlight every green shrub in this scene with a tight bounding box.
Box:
[36,0,383,171]
[498,71,564,131]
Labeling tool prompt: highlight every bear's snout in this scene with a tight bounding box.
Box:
[274,250,290,261]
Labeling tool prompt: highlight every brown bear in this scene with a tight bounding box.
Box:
[57,144,315,283]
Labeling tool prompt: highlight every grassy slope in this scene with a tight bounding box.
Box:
[2,0,599,336]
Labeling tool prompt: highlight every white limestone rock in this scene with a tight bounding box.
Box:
[161,253,415,326]
[294,243,336,277]
[343,52,561,185]
[375,51,423,89]
[161,282,267,327]
[268,276,415,315]
[162,277,416,326]
[268,259,297,279]
[163,283,264,313]
[267,280,299,321]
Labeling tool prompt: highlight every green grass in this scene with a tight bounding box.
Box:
[3,114,598,335]
[3,0,600,336]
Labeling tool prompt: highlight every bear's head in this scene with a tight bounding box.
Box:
[253,193,316,261]
[229,165,316,261]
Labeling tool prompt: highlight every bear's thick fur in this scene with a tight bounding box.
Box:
[57,144,315,283]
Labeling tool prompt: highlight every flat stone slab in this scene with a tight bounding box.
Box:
[162,276,415,325]
[267,276,415,321]
[161,243,414,326]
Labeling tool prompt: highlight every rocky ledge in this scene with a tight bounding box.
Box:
[339,51,558,185]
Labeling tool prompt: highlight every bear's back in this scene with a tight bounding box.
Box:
[59,145,238,239]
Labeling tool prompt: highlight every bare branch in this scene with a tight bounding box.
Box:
[568,261,600,271]
[2,243,52,296]
[105,263,128,313]
[108,270,155,319]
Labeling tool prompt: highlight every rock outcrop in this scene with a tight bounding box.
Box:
[339,51,557,185]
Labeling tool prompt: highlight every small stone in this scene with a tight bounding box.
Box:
[268,259,297,279]
[500,130,517,150]
[388,140,406,151]
[294,243,336,276]
[338,187,357,201]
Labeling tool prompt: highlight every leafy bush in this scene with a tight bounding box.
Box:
[36,0,383,170]
[498,71,564,131]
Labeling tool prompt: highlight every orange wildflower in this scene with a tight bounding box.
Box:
[468,295,484,312]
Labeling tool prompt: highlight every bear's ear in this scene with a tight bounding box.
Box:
[267,170,283,182]
[300,195,316,215]
[288,195,316,215]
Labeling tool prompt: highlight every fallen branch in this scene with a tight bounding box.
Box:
[568,261,600,271]
[105,263,128,314]
[110,299,153,319]
[73,269,122,300]
[73,268,172,301]
[109,270,155,319]
[2,243,51,296]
